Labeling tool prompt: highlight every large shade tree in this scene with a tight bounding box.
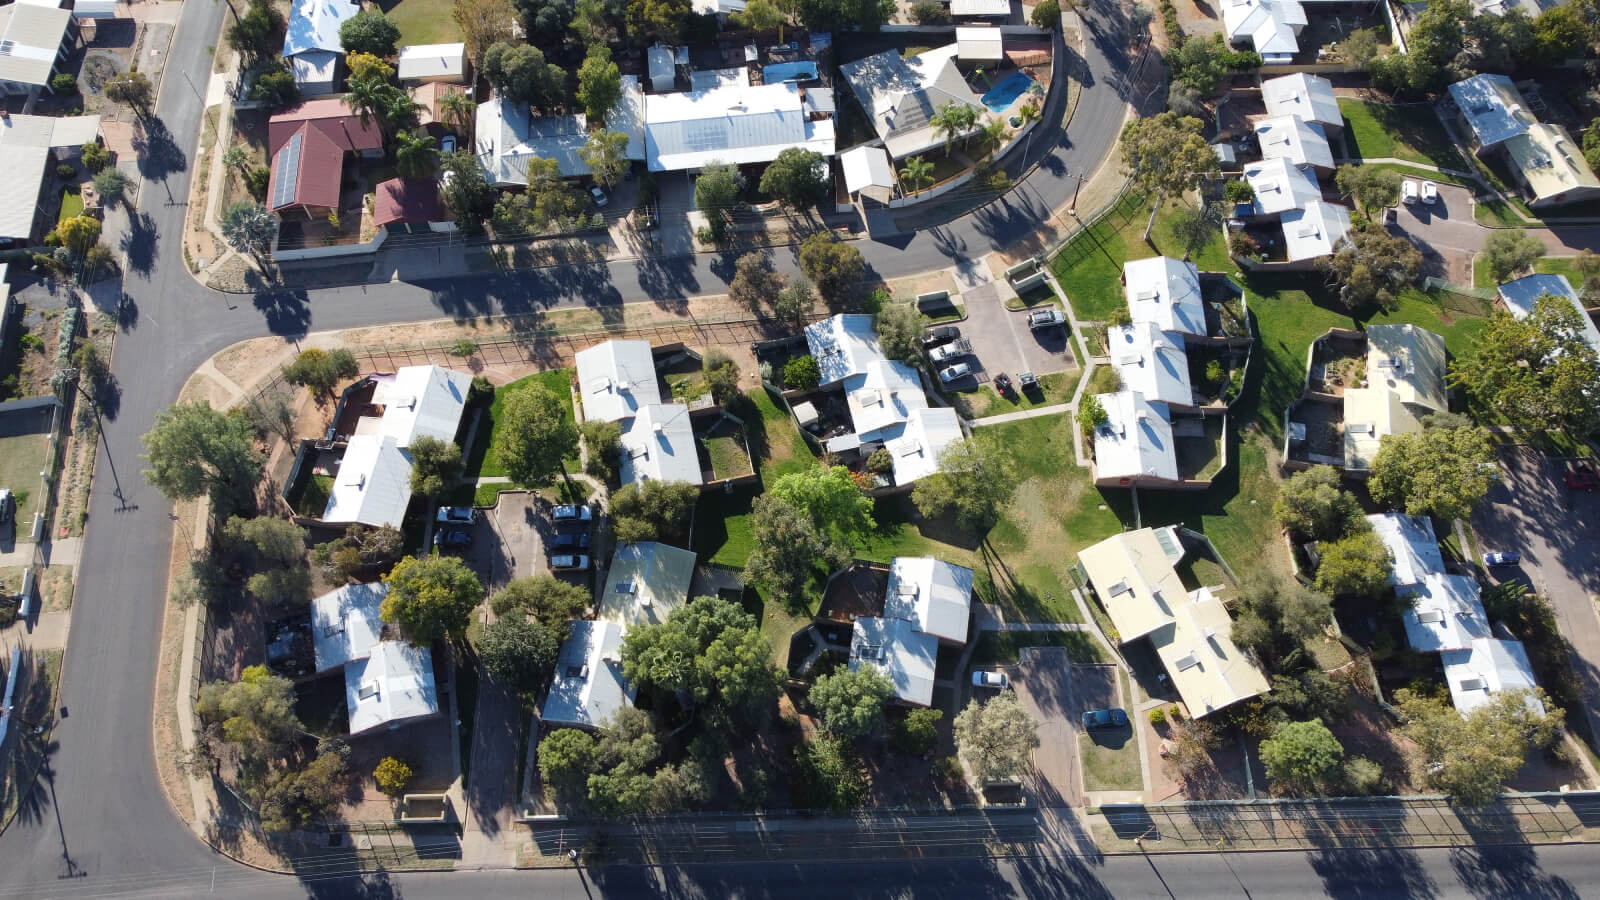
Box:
[1453,295,1600,439]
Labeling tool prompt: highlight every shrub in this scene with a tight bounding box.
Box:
[450,339,479,358]
[51,73,78,94]
[1029,0,1060,28]
[1224,180,1255,204]
[909,0,948,23]
[866,448,893,475]
[1148,707,1167,727]
[468,375,495,406]
[57,163,76,179]
[784,355,820,390]
[373,757,415,796]
[81,142,111,173]
[1204,359,1224,386]
[246,166,271,200]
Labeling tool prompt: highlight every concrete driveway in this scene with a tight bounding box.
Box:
[952,281,1076,389]
[1390,182,1480,285]
[1471,446,1600,743]
[1010,649,1120,807]
[466,492,549,591]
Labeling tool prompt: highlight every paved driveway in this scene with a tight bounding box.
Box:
[466,492,549,591]
[1471,446,1600,743]
[1010,649,1119,807]
[950,281,1075,390]
[1390,182,1480,285]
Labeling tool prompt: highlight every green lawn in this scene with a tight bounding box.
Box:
[58,187,83,224]
[691,387,816,566]
[1085,364,1120,395]
[1079,729,1142,791]
[463,370,576,481]
[970,630,1106,665]
[377,0,461,44]
[704,433,754,480]
[946,364,1079,419]
[1338,99,1467,171]
[0,433,50,520]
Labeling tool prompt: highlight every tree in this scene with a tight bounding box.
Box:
[799,233,865,304]
[1454,295,1600,437]
[626,0,692,41]
[142,400,262,509]
[1533,5,1588,58]
[480,616,566,693]
[730,252,784,311]
[373,757,415,796]
[930,102,979,156]
[899,155,934,196]
[1224,179,1256,205]
[1166,203,1218,258]
[196,665,301,752]
[1260,719,1344,796]
[760,147,828,209]
[572,0,623,41]
[1165,33,1232,96]
[1164,718,1222,782]
[580,419,622,483]
[223,515,306,565]
[731,0,786,31]
[93,167,130,206]
[1231,570,1335,667]
[694,162,744,240]
[438,91,477,140]
[483,42,566,110]
[609,479,698,542]
[792,734,869,812]
[1368,421,1497,521]
[494,382,577,486]
[258,748,348,831]
[1481,228,1544,285]
[1274,465,1364,541]
[249,63,301,112]
[1467,8,1535,71]
[1341,27,1382,69]
[1077,394,1107,436]
[491,574,590,622]
[810,665,893,741]
[393,131,440,180]
[1119,112,1219,203]
[280,348,359,397]
[774,281,816,329]
[579,130,631,189]
[911,440,1016,530]
[221,201,278,266]
[1369,0,1467,97]
[1312,530,1392,598]
[226,0,281,63]
[873,303,927,365]
[1031,0,1061,27]
[453,0,518,68]
[80,140,110,172]
[794,0,892,30]
[1335,164,1403,216]
[745,493,844,599]
[784,354,821,390]
[493,157,583,234]
[104,71,154,115]
[381,554,484,644]
[408,435,463,499]
[704,351,741,407]
[538,728,600,796]
[516,0,572,37]
[57,215,102,258]
[575,45,623,125]
[345,51,394,82]
[953,692,1040,781]
[770,466,875,546]
[1396,686,1561,805]
[1319,223,1422,312]
[339,9,400,55]
[893,708,943,756]
[621,596,781,721]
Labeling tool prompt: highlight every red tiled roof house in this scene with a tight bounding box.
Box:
[372,177,443,230]
[266,98,383,219]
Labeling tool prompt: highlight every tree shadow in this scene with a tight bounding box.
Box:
[130,115,188,182]
[119,211,159,277]
[1307,846,1441,899]
[248,274,311,338]
[1448,843,1581,900]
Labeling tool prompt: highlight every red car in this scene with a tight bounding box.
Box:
[1566,464,1600,492]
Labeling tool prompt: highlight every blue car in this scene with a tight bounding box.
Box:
[1082,708,1128,731]
[1483,551,1521,567]
[433,528,472,549]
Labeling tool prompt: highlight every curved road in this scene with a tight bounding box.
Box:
[0,0,1591,895]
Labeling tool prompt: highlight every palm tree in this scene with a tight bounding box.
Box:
[1017,101,1041,126]
[381,90,423,140]
[438,90,477,143]
[979,118,1008,159]
[394,132,440,180]
[899,155,934,197]
[342,72,388,131]
[930,102,979,157]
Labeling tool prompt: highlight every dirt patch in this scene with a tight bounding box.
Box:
[213,339,298,393]
[177,372,232,407]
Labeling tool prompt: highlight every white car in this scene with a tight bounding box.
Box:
[550,554,590,571]
[1401,180,1419,204]
[928,342,967,364]
[590,186,608,207]
[972,670,1010,689]
[939,363,972,384]
[1420,181,1438,205]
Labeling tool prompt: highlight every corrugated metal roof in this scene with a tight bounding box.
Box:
[541,620,634,729]
[643,82,831,171]
[322,434,413,528]
[346,641,438,733]
[310,582,389,671]
[576,339,662,424]
[397,42,467,82]
[620,402,702,486]
[284,0,358,57]
[373,364,471,448]
[1448,74,1529,148]
[0,144,48,238]
[840,145,893,194]
[0,4,70,87]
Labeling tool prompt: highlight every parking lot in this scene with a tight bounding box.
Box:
[935,281,1075,389]
[1007,649,1121,807]
[1388,180,1480,286]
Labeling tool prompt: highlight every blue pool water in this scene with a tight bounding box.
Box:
[764,61,820,84]
[981,71,1035,113]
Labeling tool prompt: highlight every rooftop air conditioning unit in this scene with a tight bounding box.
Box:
[653,422,665,435]
[359,683,380,700]
[1175,653,1201,671]
[615,579,636,594]
[1459,676,1486,692]
[1417,609,1445,624]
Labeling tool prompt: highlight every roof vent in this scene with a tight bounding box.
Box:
[359,683,380,700]
[1417,609,1445,624]
[653,422,665,436]
[615,579,636,594]
[1459,676,1486,691]
[1109,579,1132,597]
[1175,653,1201,671]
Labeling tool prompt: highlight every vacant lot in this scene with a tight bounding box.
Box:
[378,0,462,45]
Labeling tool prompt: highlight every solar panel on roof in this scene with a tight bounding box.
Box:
[271,132,303,209]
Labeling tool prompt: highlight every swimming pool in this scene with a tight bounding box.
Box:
[981,70,1036,113]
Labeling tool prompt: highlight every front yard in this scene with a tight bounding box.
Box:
[377,0,462,45]
[1338,99,1466,171]
[462,370,577,482]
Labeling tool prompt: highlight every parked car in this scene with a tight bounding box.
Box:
[922,325,960,348]
[552,504,593,524]
[939,362,973,384]
[440,134,457,154]
[433,528,472,549]
[993,373,1014,396]
[436,506,475,525]
[1402,180,1420,204]
[928,340,971,364]
[972,670,1010,688]
[550,532,591,552]
[550,554,590,571]
[590,186,608,207]
[1420,181,1438,205]
[0,488,11,525]
[1017,371,1039,393]
[1565,464,1600,492]
[1483,551,1522,567]
[1082,708,1129,730]
[1027,308,1067,331]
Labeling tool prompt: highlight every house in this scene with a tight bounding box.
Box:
[1280,200,1351,265]
[540,620,633,729]
[1448,74,1600,209]
[1442,638,1543,716]
[643,81,834,172]
[309,583,440,735]
[1222,0,1305,65]
[0,113,101,244]
[283,0,360,96]
[373,178,444,230]
[1366,513,1492,654]
[1254,115,1334,172]
[0,3,74,96]
[1365,323,1447,414]
[477,90,646,183]
[1241,156,1322,219]
[322,365,473,528]
[1091,390,1180,486]
[848,557,974,707]
[620,403,702,487]
[882,408,962,485]
[266,99,384,219]
[805,314,882,387]
[1497,273,1600,355]
[840,145,897,204]
[840,45,985,160]
[397,42,468,85]
[1124,256,1206,336]
[846,360,928,443]
[1107,322,1194,408]
[598,541,697,627]
[1078,527,1269,718]
[955,27,1005,64]
[576,339,662,424]
[1366,512,1445,591]
[1260,73,1341,135]
[950,0,1011,16]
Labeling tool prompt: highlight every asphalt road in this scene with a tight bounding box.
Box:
[0,0,1595,895]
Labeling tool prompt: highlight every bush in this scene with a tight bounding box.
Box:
[1159,0,1183,46]
[1148,707,1167,727]
[51,73,78,94]
[468,375,495,406]
[81,142,111,173]
[1030,0,1061,28]
[246,165,271,200]
[784,355,821,390]
[373,757,415,796]
[866,448,893,475]
[57,163,76,179]
[1224,180,1255,204]
[450,339,479,358]
[909,0,948,23]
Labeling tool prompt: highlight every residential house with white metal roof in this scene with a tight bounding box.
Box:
[311,582,390,671]
[540,620,633,729]
[1448,74,1600,209]
[576,339,662,424]
[1442,638,1543,716]
[307,582,440,735]
[849,557,974,707]
[840,44,984,160]
[397,42,468,84]
[1242,155,1323,219]
[805,314,883,386]
[1124,256,1206,337]
[642,80,833,172]
[1254,114,1334,171]
[322,434,414,528]
[283,0,359,96]
[620,403,702,487]
[598,541,697,628]
[1366,512,1445,590]
[1091,390,1180,486]
[1366,323,1447,414]
[1108,322,1195,408]
[1280,200,1351,264]
[1260,73,1341,133]
[0,3,74,95]
[372,364,472,447]
[840,144,896,203]
[882,408,962,485]
[0,112,101,242]
[1222,0,1305,65]
[1497,273,1600,355]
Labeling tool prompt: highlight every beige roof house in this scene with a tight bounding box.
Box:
[598,541,697,627]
